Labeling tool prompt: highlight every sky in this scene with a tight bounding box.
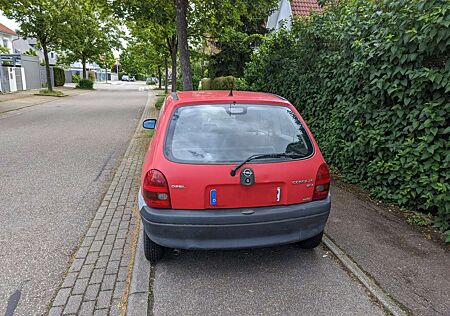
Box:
[0,12,123,58]
[0,13,19,32]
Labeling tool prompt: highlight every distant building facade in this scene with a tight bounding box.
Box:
[267,0,322,31]
[13,37,58,65]
[0,23,17,53]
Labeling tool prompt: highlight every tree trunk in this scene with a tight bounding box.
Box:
[158,65,162,89]
[175,0,193,91]
[42,43,53,92]
[82,56,87,79]
[167,36,178,92]
[164,57,169,94]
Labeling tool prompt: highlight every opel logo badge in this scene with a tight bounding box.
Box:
[240,168,255,186]
[243,169,253,177]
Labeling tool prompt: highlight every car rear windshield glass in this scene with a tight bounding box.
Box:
[164,104,314,163]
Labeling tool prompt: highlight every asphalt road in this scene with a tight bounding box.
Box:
[0,82,147,315]
[153,245,384,315]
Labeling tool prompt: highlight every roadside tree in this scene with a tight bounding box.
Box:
[114,0,177,91]
[1,0,73,91]
[61,1,122,79]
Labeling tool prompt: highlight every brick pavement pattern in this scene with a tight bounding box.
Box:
[48,93,155,315]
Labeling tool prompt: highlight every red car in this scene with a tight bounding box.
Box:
[139,90,331,262]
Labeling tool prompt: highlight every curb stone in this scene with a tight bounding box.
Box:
[323,235,408,316]
[126,223,150,316]
[126,94,160,316]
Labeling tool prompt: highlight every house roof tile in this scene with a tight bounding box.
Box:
[291,0,321,17]
[0,23,17,36]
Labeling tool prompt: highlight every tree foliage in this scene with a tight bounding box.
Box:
[59,1,122,79]
[95,50,115,71]
[1,0,73,91]
[207,0,278,78]
[112,0,177,90]
[115,0,277,90]
[120,42,153,76]
[245,0,450,240]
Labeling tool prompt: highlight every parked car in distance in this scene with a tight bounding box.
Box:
[139,90,331,262]
[146,77,159,85]
[129,76,136,82]
[121,75,129,81]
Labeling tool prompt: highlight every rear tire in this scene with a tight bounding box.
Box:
[297,230,323,249]
[143,231,165,263]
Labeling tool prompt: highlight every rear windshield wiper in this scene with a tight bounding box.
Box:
[230,153,302,176]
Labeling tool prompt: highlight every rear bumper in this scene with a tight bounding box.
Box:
[139,193,331,250]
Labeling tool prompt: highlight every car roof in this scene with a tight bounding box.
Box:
[166,90,290,107]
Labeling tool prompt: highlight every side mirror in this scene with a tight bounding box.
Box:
[143,119,157,129]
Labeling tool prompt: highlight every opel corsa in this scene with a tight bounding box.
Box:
[138,90,331,262]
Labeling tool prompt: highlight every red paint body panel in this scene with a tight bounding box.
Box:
[141,91,327,210]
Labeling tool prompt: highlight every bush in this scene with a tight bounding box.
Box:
[197,76,236,90]
[155,95,165,110]
[72,73,81,83]
[234,78,250,91]
[76,79,94,89]
[53,67,65,86]
[200,78,211,90]
[211,76,235,90]
[24,48,37,56]
[245,0,450,240]
[191,61,204,90]
[118,72,125,80]
[200,77,250,91]
[88,71,95,81]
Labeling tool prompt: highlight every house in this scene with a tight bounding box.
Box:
[0,23,17,53]
[13,37,58,65]
[267,0,322,31]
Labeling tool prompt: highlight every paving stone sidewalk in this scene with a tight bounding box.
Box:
[0,86,90,114]
[47,92,155,315]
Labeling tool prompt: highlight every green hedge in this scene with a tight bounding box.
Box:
[76,79,94,89]
[200,76,237,90]
[200,78,212,90]
[245,0,450,240]
[72,73,81,83]
[53,67,65,87]
[88,71,95,82]
[234,78,250,91]
[212,76,235,90]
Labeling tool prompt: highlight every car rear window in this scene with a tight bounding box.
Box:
[164,104,314,164]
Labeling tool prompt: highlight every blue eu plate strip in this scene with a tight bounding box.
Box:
[210,189,217,206]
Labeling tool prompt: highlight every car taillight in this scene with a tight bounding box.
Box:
[143,169,171,208]
[312,163,330,201]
